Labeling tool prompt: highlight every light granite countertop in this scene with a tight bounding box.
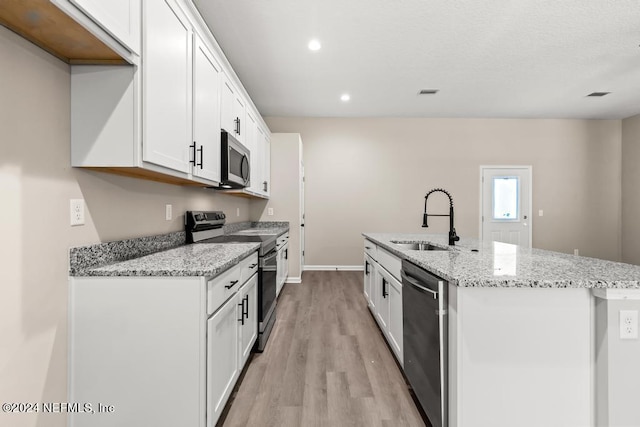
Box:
[77,243,260,277]
[363,233,640,289]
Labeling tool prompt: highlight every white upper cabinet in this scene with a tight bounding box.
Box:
[143,0,193,174]
[220,73,247,144]
[68,0,271,193]
[233,96,246,144]
[220,74,236,135]
[245,110,259,193]
[69,0,141,55]
[262,131,271,196]
[193,35,222,183]
[256,128,271,196]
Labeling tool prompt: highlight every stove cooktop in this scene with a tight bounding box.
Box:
[200,234,276,256]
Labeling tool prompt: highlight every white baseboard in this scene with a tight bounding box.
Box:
[303,265,364,271]
[285,276,302,284]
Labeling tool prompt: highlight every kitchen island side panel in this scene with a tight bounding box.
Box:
[449,286,594,427]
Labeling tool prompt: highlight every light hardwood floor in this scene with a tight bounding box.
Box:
[220,271,427,427]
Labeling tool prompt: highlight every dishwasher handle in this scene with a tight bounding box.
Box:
[401,269,439,299]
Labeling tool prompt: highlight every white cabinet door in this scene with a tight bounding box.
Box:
[276,247,284,296]
[364,254,374,307]
[220,74,236,135]
[245,110,259,193]
[143,0,192,174]
[220,74,245,143]
[387,273,403,363]
[70,0,141,54]
[369,259,378,313]
[207,294,239,427]
[259,129,271,196]
[282,242,289,280]
[238,274,258,366]
[233,96,246,143]
[193,35,221,183]
[376,266,390,331]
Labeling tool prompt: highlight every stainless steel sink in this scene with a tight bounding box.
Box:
[390,241,448,251]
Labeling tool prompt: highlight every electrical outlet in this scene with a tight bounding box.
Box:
[574,249,579,256]
[539,209,544,217]
[236,207,240,217]
[620,310,638,340]
[70,199,85,226]
[267,208,274,216]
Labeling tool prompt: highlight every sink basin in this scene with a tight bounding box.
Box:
[390,241,448,251]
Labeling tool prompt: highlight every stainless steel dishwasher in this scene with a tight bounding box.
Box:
[401,259,448,427]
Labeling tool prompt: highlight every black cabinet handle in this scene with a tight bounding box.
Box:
[225,279,239,289]
[285,248,288,260]
[365,261,369,275]
[243,295,249,320]
[238,299,245,325]
[263,181,268,192]
[197,146,203,169]
[382,278,388,298]
[249,263,258,269]
[238,118,241,135]
[189,142,196,166]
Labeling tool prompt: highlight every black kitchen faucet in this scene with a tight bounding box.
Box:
[422,188,460,246]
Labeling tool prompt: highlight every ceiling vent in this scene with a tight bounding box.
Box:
[587,92,610,97]
[418,89,439,95]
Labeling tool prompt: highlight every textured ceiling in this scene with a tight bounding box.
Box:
[193,0,640,119]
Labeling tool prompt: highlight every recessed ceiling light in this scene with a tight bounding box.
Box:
[340,94,351,102]
[418,89,439,95]
[587,92,610,97]
[308,39,321,51]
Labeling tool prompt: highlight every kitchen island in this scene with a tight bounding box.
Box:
[363,233,640,427]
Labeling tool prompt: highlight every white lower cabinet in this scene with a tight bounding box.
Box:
[238,274,258,366]
[69,252,258,427]
[276,233,289,296]
[364,254,375,311]
[376,269,391,331]
[207,291,240,426]
[363,239,403,364]
[381,267,403,362]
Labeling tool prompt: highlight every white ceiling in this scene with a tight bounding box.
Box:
[193,0,640,119]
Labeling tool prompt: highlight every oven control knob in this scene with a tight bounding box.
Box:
[220,213,226,219]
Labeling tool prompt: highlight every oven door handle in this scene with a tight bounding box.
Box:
[262,249,278,263]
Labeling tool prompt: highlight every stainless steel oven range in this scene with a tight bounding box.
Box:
[186,211,277,352]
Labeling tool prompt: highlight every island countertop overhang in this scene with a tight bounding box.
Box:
[363,233,640,289]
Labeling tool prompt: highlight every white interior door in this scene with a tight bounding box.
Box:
[300,162,305,272]
[481,166,532,247]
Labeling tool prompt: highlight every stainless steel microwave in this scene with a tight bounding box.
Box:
[220,130,250,188]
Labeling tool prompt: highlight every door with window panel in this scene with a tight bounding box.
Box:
[481,166,532,247]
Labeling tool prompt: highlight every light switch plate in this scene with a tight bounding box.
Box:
[268,208,274,216]
[165,204,172,221]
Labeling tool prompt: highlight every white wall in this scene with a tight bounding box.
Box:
[265,117,622,267]
[0,26,251,427]
[621,114,640,265]
[251,133,303,281]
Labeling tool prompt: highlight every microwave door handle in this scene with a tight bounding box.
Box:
[241,154,250,184]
